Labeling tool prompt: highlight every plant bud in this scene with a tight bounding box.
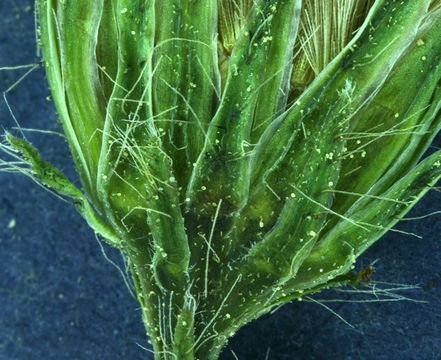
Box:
[4,1,440,359]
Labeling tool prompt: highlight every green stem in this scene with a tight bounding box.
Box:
[138,294,228,360]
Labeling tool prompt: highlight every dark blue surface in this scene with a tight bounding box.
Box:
[1,2,440,360]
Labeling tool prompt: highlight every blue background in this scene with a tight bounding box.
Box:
[1,1,440,359]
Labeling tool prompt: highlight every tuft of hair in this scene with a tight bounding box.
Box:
[290,0,374,97]
[218,0,254,54]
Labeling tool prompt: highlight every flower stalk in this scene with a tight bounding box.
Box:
[2,0,441,359]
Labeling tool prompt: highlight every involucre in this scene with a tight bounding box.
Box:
[2,1,441,359]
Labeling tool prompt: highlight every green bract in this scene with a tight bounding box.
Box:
[3,0,441,359]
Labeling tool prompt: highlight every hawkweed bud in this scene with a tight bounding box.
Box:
[2,1,441,359]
